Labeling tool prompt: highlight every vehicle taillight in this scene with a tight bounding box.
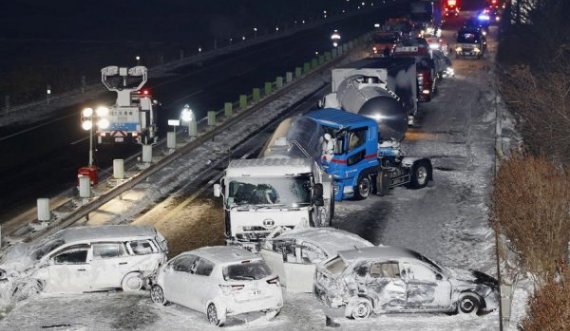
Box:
[266,276,280,285]
[219,284,245,295]
[417,73,424,86]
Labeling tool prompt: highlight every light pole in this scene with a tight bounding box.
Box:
[81,106,110,167]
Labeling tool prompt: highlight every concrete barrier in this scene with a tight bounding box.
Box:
[253,88,261,102]
[224,102,233,117]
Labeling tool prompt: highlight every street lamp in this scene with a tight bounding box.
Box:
[81,106,110,167]
[253,27,258,38]
[135,55,141,65]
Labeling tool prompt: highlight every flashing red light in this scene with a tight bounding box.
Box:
[448,0,456,6]
[142,90,149,95]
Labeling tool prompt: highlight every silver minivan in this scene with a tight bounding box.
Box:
[0,225,168,301]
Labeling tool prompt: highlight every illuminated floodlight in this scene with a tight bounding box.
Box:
[374,23,380,28]
[95,106,109,117]
[97,118,110,129]
[180,106,193,122]
[82,120,93,131]
[82,107,93,117]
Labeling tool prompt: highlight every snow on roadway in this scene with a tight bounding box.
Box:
[0,30,530,330]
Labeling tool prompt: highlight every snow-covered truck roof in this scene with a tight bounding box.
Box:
[269,228,374,257]
[57,225,158,243]
[226,158,313,178]
[190,246,261,264]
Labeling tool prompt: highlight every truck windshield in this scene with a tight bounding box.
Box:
[227,175,312,207]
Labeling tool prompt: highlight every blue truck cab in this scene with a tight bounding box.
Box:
[306,109,432,201]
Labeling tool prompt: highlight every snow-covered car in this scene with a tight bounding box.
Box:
[150,246,283,326]
[455,27,487,59]
[314,246,499,319]
[260,228,374,292]
[0,225,168,301]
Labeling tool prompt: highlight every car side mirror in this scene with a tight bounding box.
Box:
[213,184,222,198]
[318,99,324,108]
[312,183,324,207]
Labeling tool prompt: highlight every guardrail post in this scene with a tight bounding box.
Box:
[78,175,91,198]
[252,88,261,102]
[332,49,338,58]
[167,131,177,149]
[295,67,302,78]
[113,159,125,179]
[37,198,51,221]
[311,58,318,69]
[276,76,283,89]
[264,82,272,96]
[208,111,217,126]
[325,52,332,61]
[142,144,153,163]
[286,72,293,83]
[224,102,233,117]
[303,62,311,74]
[239,95,248,110]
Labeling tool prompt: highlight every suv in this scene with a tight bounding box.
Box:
[0,225,168,300]
[455,28,487,59]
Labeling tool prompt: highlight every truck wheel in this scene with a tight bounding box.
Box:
[409,161,431,189]
[354,175,371,200]
[375,172,390,197]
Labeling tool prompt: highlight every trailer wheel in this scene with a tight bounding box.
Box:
[410,161,431,189]
[354,175,372,200]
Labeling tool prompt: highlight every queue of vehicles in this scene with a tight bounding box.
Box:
[0,8,501,328]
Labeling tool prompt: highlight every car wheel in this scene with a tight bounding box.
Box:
[121,272,144,292]
[348,298,372,319]
[150,285,169,306]
[265,309,280,320]
[409,161,430,189]
[12,279,43,302]
[354,175,372,200]
[207,303,226,326]
[458,293,481,315]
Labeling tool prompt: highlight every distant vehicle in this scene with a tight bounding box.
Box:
[314,246,499,319]
[0,225,168,301]
[382,17,414,37]
[443,0,461,17]
[464,17,489,35]
[260,227,374,292]
[423,33,449,55]
[409,0,442,35]
[455,28,487,59]
[150,246,283,326]
[97,66,159,145]
[371,32,400,56]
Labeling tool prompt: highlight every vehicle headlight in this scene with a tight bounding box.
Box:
[455,47,462,52]
[474,47,481,53]
[97,118,110,129]
[482,31,487,36]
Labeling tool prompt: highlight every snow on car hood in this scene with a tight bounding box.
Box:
[0,243,38,277]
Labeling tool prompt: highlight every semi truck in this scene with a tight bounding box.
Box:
[97,66,158,144]
[213,121,335,250]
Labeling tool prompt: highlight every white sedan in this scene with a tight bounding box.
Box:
[150,246,283,326]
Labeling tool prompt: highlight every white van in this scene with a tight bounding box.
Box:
[0,225,168,300]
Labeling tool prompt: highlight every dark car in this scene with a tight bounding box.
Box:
[454,28,487,59]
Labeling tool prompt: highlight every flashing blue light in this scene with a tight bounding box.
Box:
[478,14,490,21]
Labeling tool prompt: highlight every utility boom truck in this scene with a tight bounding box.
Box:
[97,66,158,144]
[213,125,335,251]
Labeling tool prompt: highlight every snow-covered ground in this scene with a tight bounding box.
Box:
[0,26,531,330]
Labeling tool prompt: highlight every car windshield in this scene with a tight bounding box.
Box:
[324,256,347,275]
[31,238,66,261]
[373,35,396,43]
[223,261,272,281]
[457,32,479,43]
[227,175,311,207]
[408,249,445,274]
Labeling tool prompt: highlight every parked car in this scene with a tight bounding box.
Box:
[260,227,374,292]
[455,27,487,59]
[0,225,168,301]
[314,246,499,319]
[150,246,283,326]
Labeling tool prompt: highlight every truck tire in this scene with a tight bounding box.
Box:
[354,175,372,200]
[409,160,431,189]
[375,172,390,197]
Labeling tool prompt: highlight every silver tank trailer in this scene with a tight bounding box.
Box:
[336,75,408,141]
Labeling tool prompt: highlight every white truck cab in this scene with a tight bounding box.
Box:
[214,158,332,251]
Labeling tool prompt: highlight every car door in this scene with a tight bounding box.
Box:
[362,261,407,313]
[401,262,452,311]
[191,258,216,311]
[43,244,92,293]
[163,255,197,307]
[88,242,130,289]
